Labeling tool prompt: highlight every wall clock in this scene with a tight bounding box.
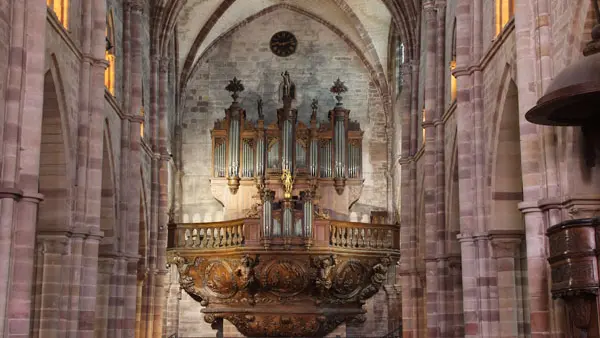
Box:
[270,31,297,57]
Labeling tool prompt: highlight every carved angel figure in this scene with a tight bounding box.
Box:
[235,254,260,291]
[358,256,391,302]
[313,255,338,296]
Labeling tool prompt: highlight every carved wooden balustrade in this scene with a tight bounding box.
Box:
[330,221,397,250]
[167,218,399,337]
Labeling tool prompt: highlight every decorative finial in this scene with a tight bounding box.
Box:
[225,77,245,102]
[330,78,349,106]
[257,97,264,120]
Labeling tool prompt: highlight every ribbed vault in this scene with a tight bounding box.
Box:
[151,0,420,93]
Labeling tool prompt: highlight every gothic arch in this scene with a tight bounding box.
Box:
[31,60,73,337]
[489,70,523,232]
[37,62,72,232]
[99,122,118,254]
[180,4,391,123]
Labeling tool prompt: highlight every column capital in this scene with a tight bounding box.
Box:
[423,1,437,18]
[126,0,144,13]
[159,57,170,73]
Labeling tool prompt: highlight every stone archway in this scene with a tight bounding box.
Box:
[490,79,528,337]
[95,127,118,338]
[32,69,72,338]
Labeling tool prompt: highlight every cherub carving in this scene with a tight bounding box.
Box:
[235,254,260,291]
[312,255,338,297]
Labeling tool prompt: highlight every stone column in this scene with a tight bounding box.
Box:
[0,0,46,337]
[153,56,171,338]
[399,60,420,338]
[434,1,451,335]
[514,0,559,336]
[490,232,524,338]
[142,53,161,338]
[124,1,145,337]
[422,2,441,336]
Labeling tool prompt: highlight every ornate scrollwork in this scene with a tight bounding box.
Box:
[261,259,308,297]
[175,253,398,337]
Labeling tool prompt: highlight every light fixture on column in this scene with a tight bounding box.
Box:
[525,0,600,166]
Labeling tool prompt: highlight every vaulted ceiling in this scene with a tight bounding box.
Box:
[172,0,395,88]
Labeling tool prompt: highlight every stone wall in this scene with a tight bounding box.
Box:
[180,7,389,222]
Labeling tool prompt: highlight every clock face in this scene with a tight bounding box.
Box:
[270,31,297,57]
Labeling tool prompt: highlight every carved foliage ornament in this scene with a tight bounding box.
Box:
[172,254,394,307]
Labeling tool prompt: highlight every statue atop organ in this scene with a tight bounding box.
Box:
[210,73,364,221]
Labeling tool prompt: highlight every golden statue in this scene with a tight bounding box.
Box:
[281,169,294,199]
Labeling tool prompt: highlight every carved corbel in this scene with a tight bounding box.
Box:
[358,256,392,303]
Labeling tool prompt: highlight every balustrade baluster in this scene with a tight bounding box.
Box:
[207,229,214,248]
[346,227,353,247]
[192,229,199,247]
[199,229,206,248]
[359,229,365,247]
[185,229,192,247]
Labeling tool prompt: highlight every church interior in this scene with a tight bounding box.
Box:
[2,0,600,337]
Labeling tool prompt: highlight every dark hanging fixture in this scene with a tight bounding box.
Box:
[525,0,600,166]
[105,36,113,52]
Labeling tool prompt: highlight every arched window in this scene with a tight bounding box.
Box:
[140,86,145,138]
[449,20,457,102]
[496,0,515,35]
[105,11,116,95]
[46,0,69,28]
[395,40,405,94]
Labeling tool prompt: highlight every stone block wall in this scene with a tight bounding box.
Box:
[180,7,389,221]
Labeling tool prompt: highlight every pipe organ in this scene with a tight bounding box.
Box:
[211,74,364,196]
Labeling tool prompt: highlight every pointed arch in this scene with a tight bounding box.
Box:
[99,121,118,254]
[180,4,391,123]
[37,61,72,232]
[490,69,523,232]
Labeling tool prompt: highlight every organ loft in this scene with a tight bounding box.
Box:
[167,73,399,337]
